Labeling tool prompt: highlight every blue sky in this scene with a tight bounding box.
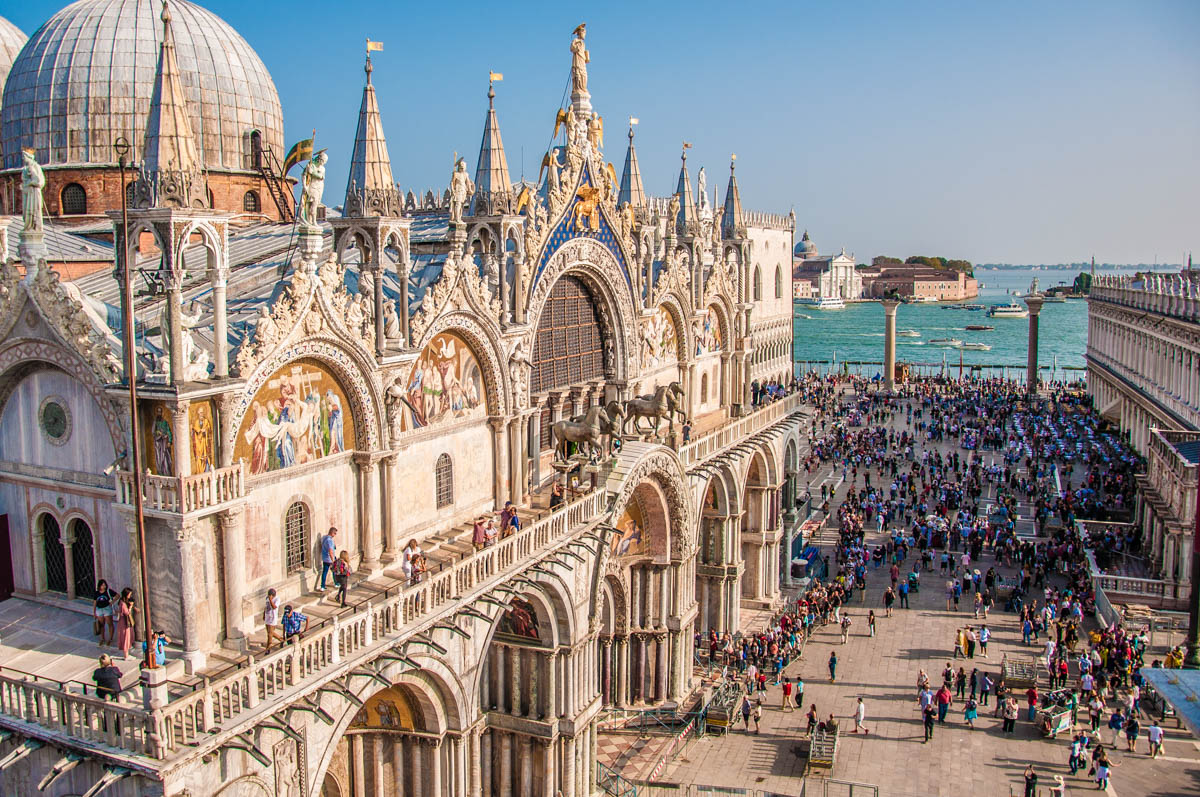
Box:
[9,0,1199,264]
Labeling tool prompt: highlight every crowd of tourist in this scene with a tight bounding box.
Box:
[689,372,1183,794]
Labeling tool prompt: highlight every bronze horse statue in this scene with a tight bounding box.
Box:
[551,402,623,462]
[622,382,687,436]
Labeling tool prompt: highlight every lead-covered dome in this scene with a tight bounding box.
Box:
[0,17,27,114]
[1,0,284,172]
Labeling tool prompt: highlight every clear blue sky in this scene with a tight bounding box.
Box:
[9,0,1198,264]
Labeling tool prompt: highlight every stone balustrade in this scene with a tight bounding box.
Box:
[0,488,607,761]
[1090,273,1200,322]
[113,461,246,516]
[154,487,607,758]
[678,392,803,469]
[0,673,154,755]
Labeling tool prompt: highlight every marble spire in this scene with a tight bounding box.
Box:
[135,0,204,208]
[675,145,696,234]
[721,155,744,238]
[344,52,397,215]
[618,122,645,209]
[472,78,512,214]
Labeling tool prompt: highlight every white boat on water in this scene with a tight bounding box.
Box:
[807,296,845,309]
[988,303,1029,318]
[897,329,920,337]
[929,338,962,347]
[1042,295,1066,303]
[960,342,991,351]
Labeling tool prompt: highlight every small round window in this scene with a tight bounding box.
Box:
[39,396,71,445]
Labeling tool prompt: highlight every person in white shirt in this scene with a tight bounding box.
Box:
[1081,673,1095,694]
[1147,721,1164,758]
[852,697,869,733]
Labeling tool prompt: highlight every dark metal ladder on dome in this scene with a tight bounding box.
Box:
[256,144,295,222]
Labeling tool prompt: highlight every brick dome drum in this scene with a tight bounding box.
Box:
[1,0,283,173]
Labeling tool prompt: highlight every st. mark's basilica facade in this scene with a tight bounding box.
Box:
[0,2,803,796]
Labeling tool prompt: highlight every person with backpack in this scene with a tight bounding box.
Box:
[332,550,353,607]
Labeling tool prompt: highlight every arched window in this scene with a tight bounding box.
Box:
[775,265,783,299]
[125,181,135,206]
[61,183,87,215]
[70,519,96,599]
[700,373,709,403]
[435,454,454,509]
[243,190,260,213]
[284,502,310,573]
[531,276,606,393]
[250,130,263,170]
[41,514,67,594]
[753,267,762,302]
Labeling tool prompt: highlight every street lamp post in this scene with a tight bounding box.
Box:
[115,137,156,669]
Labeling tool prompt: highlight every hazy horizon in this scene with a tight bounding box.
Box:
[7,0,1197,264]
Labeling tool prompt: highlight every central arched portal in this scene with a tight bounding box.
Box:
[526,274,616,487]
[599,475,694,709]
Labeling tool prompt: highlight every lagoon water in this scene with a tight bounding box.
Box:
[791,267,1170,379]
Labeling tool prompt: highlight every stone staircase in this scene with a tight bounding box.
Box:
[168,489,562,696]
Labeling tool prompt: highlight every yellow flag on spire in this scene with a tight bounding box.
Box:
[366,39,384,52]
[489,71,503,82]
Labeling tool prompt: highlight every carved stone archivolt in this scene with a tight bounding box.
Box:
[523,237,639,379]
[385,312,508,442]
[234,254,376,379]
[18,260,124,386]
[606,447,696,562]
[652,247,692,311]
[408,250,503,344]
[0,338,125,451]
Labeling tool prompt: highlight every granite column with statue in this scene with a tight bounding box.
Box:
[1024,293,1044,394]
[881,298,900,393]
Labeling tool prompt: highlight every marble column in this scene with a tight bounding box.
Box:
[520,737,533,796]
[218,506,247,644]
[881,298,899,393]
[1024,293,1044,393]
[171,399,191,478]
[410,737,423,794]
[563,736,577,797]
[392,736,406,796]
[489,416,506,511]
[428,738,442,797]
[500,732,513,797]
[354,454,382,569]
[214,393,236,468]
[510,646,522,716]
[370,734,385,796]
[177,524,205,672]
[541,739,555,797]
[212,271,229,378]
[381,455,398,559]
[480,731,491,797]
[351,734,365,797]
[165,283,184,386]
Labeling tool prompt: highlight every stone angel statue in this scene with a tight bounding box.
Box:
[21,149,45,233]
[570,24,589,95]
[298,150,328,228]
[449,158,475,225]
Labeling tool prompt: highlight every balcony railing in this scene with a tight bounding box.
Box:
[113,461,246,516]
[678,392,804,469]
[154,487,607,757]
[0,674,154,755]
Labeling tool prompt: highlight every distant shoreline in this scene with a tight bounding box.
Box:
[976,264,1184,271]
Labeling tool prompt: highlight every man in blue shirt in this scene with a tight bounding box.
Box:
[319,527,338,590]
[282,606,309,642]
[143,630,170,667]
